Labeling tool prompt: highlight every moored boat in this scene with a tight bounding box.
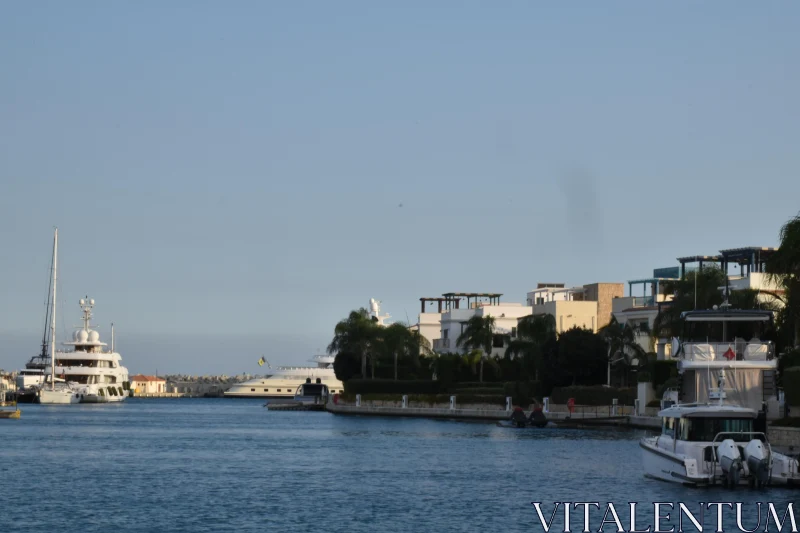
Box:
[640,370,799,487]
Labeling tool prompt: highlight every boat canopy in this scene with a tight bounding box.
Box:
[658,405,757,419]
[681,309,772,322]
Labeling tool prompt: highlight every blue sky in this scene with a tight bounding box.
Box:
[1,2,798,374]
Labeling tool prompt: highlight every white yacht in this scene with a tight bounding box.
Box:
[224,355,343,399]
[640,370,799,487]
[54,297,130,403]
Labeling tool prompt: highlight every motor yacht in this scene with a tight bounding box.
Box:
[224,355,343,398]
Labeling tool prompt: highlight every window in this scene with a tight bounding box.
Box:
[683,418,754,442]
[442,329,449,340]
[277,389,281,392]
[511,327,517,338]
[264,389,268,392]
[662,417,675,438]
[251,388,255,392]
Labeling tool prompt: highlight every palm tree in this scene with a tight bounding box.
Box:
[767,213,800,348]
[456,315,495,382]
[378,322,424,381]
[599,317,646,387]
[505,314,556,381]
[327,308,379,379]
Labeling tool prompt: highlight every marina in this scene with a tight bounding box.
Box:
[2,398,798,533]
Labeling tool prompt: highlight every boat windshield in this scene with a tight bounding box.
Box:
[674,417,754,442]
[683,320,771,343]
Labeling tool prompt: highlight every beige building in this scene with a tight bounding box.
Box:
[526,282,623,333]
[131,375,166,394]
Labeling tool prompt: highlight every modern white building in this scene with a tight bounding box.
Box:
[419,293,532,357]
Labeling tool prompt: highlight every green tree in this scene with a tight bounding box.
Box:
[456,315,496,383]
[327,309,379,379]
[505,314,556,381]
[599,317,647,387]
[556,327,608,386]
[767,213,800,348]
[377,323,430,381]
[652,267,728,340]
[332,350,361,382]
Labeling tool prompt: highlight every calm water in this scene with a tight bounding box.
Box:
[1,399,796,532]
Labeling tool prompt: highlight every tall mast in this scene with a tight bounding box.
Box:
[111,323,115,352]
[50,228,58,391]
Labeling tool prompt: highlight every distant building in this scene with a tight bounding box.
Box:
[130,375,166,394]
[526,281,623,333]
[612,268,678,358]
[417,293,532,357]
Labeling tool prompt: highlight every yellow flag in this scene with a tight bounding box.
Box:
[258,357,265,366]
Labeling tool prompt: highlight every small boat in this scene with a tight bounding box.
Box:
[640,369,800,487]
[265,379,329,411]
[497,406,549,428]
[0,393,21,419]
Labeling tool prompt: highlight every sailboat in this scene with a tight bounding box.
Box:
[38,228,80,405]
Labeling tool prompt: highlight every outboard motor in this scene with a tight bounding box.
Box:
[529,405,548,428]
[510,407,527,428]
[718,439,743,487]
[743,439,771,488]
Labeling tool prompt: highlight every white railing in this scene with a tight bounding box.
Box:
[679,341,773,362]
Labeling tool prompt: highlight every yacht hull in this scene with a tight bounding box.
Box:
[38,389,80,404]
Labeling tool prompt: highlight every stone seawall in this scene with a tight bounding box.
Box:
[327,398,662,428]
[327,401,510,420]
[768,425,800,453]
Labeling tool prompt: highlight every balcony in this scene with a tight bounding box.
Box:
[433,338,452,352]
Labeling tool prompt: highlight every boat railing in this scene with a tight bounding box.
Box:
[679,341,774,362]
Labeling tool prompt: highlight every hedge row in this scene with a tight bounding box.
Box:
[448,387,505,395]
[344,379,443,395]
[550,386,636,405]
[783,367,800,407]
[651,360,678,390]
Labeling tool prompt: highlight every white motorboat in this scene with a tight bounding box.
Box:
[640,370,800,487]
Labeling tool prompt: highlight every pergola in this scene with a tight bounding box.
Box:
[676,255,722,279]
[439,292,502,311]
[719,247,778,277]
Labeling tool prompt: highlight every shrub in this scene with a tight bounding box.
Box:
[650,360,678,389]
[448,387,505,395]
[550,386,636,405]
[637,372,652,383]
[343,379,443,395]
[656,377,681,400]
[502,381,543,408]
[783,367,800,407]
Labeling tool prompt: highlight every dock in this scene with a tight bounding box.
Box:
[267,402,326,411]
